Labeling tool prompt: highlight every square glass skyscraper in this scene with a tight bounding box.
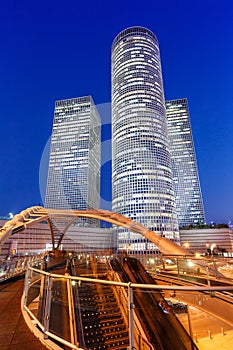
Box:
[45,96,101,216]
[166,98,205,227]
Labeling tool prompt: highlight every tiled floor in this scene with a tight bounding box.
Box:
[0,277,46,350]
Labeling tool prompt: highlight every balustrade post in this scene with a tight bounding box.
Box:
[128,282,135,350]
[205,263,211,286]
[23,266,31,307]
[176,257,180,277]
[213,261,219,279]
[43,274,52,339]
[67,277,78,346]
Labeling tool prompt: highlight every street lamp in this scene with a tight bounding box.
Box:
[210,243,216,256]
[183,242,190,249]
[187,260,194,268]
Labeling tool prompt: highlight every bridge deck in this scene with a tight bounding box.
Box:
[0,276,46,350]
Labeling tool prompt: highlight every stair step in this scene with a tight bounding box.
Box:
[75,261,130,349]
[85,327,128,338]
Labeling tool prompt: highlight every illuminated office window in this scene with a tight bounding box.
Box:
[45,96,101,226]
[112,27,179,251]
[166,98,205,227]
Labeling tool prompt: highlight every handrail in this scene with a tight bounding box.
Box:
[22,265,233,350]
[29,266,233,292]
[108,261,154,349]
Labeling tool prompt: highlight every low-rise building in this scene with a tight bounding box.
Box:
[179,228,233,255]
[0,219,114,260]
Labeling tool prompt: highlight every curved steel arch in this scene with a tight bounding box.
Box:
[0,206,189,255]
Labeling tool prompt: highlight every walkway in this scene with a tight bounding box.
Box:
[0,276,47,350]
[178,305,233,350]
[1,265,233,350]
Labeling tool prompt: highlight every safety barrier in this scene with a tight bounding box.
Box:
[0,255,43,282]
[22,265,233,350]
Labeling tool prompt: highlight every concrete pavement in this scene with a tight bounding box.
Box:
[0,276,47,350]
[1,273,233,350]
[178,305,233,350]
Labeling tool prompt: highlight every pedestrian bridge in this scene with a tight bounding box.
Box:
[0,205,188,255]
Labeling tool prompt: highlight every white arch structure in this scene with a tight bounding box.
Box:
[0,206,189,255]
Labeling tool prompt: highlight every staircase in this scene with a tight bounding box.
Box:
[75,259,129,349]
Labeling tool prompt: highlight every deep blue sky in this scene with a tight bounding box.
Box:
[0,0,232,223]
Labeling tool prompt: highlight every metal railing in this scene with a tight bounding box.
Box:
[0,254,43,282]
[22,265,233,350]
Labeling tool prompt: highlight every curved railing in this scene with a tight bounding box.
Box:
[0,254,43,282]
[22,264,233,350]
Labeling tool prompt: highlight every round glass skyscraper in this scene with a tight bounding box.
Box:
[111,27,179,252]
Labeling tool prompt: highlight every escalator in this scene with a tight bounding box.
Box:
[111,256,199,350]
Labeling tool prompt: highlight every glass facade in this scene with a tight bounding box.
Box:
[111,27,179,252]
[166,98,205,227]
[45,96,101,225]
